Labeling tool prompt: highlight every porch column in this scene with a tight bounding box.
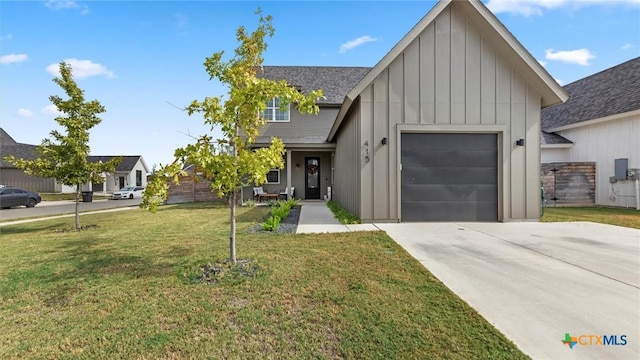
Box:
[286,150,292,200]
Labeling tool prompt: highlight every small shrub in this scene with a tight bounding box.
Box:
[267,199,279,207]
[283,198,300,207]
[243,200,256,207]
[327,200,361,224]
[261,215,281,231]
[271,204,291,220]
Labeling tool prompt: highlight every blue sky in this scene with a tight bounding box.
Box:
[1,0,639,169]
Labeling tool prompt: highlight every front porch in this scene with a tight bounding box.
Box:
[242,148,335,202]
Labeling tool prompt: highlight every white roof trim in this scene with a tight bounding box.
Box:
[328,0,568,142]
[541,143,573,149]
[548,109,640,132]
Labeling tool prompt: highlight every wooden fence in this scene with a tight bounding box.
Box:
[165,172,221,205]
[541,162,596,207]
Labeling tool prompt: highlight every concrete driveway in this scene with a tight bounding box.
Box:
[376,222,639,360]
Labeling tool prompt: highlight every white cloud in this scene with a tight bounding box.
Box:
[538,59,548,67]
[545,48,595,66]
[554,78,564,85]
[46,58,115,79]
[42,104,63,115]
[175,13,188,29]
[621,43,635,50]
[486,0,640,16]
[339,35,379,54]
[45,0,89,15]
[0,53,28,64]
[17,108,33,117]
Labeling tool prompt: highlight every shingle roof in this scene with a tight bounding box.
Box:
[541,131,573,146]
[0,128,18,146]
[260,66,371,105]
[1,128,39,168]
[541,57,640,131]
[87,155,143,172]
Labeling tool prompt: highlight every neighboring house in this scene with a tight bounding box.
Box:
[0,128,149,194]
[247,0,567,222]
[86,156,150,194]
[541,57,640,208]
[0,128,56,192]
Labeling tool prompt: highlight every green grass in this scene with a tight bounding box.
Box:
[40,193,111,201]
[327,200,361,224]
[0,203,527,359]
[542,206,640,229]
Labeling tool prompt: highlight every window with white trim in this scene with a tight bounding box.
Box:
[261,97,289,122]
[266,169,280,184]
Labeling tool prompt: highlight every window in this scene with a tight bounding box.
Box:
[136,170,142,186]
[266,169,280,184]
[261,97,289,122]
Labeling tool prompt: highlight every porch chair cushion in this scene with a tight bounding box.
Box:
[279,187,295,198]
[253,187,265,200]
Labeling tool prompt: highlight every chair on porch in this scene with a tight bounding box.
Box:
[253,187,266,201]
[279,187,295,200]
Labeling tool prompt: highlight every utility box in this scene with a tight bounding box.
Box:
[614,158,628,180]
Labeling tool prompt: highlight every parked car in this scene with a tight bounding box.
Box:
[0,187,42,209]
[111,186,145,200]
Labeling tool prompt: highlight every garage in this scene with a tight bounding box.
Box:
[401,133,498,222]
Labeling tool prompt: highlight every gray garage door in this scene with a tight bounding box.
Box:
[401,133,497,222]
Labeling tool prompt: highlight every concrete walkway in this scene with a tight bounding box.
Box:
[295,200,379,233]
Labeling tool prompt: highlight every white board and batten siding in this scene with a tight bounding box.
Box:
[551,113,640,208]
[354,3,543,222]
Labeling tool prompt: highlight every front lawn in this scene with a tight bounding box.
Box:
[542,206,640,229]
[0,203,527,359]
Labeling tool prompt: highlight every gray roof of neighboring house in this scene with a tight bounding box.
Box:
[260,66,372,105]
[541,57,640,131]
[541,131,573,145]
[87,156,144,172]
[1,129,146,172]
[1,128,39,168]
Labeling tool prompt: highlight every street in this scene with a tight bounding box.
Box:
[0,199,142,221]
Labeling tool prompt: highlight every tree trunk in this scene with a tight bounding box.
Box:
[229,189,237,264]
[75,184,80,230]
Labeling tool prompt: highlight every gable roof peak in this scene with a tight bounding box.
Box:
[328,0,568,141]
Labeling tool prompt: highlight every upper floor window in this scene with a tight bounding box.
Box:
[261,97,289,122]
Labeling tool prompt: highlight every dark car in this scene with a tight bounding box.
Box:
[0,187,42,209]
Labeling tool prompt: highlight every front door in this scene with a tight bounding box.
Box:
[305,157,321,199]
[119,176,125,189]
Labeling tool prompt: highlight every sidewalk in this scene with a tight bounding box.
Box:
[296,200,379,234]
[38,199,110,207]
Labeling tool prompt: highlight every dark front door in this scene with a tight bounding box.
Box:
[119,176,125,189]
[305,157,321,199]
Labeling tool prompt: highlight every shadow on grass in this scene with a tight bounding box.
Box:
[21,234,172,306]
[153,201,227,213]
[0,222,72,235]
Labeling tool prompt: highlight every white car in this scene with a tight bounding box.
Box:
[111,186,145,200]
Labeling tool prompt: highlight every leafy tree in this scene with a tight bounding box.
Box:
[142,10,322,263]
[4,62,120,230]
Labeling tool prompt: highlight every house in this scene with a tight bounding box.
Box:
[0,128,56,192]
[0,128,149,194]
[246,0,567,222]
[85,156,150,194]
[541,57,640,208]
